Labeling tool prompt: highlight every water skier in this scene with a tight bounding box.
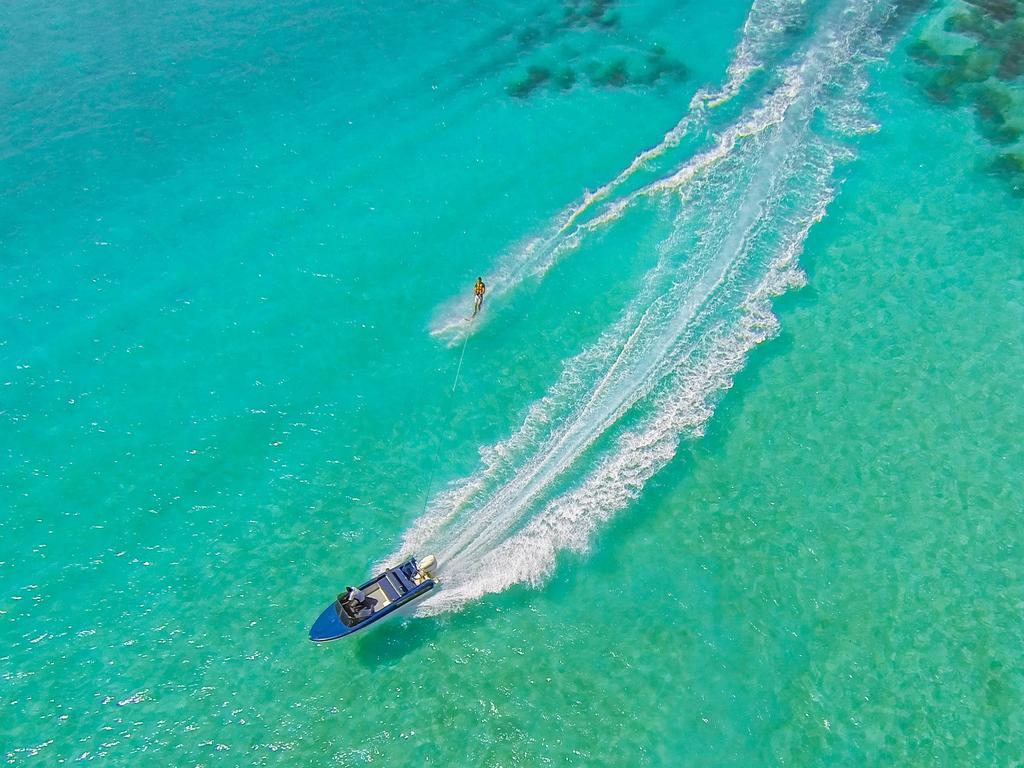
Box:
[472,277,486,318]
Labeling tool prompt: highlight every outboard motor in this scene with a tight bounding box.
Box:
[418,554,437,580]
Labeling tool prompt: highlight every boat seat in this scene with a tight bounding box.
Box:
[392,568,415,594]
[378,576,400,603]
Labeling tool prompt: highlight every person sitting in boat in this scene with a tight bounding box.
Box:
[343,587,373,620]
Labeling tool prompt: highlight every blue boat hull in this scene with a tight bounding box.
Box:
[309,559,437,642]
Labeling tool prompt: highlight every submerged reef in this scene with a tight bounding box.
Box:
[562,0,620,30]
[504,0,687,99]
[906,0,1024,194]
[508,65,552,98]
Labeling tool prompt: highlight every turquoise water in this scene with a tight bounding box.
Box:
[3,0,1023,764]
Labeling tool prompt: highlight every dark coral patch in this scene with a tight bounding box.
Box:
[636,46,689,86]
[508,65,551,99]
[997,27,1024,79]
[593,58,630,88]
[907,39,943,66]
[944,10,994,40]
[963,0,1019,23]
[988,151,1024,175]
[906,0,1024,195]
[554,66,577,90]
[918,67,968,104]
[985,152,1024,195]
[517,24,545,50]
[502,2,685,101]
[975,101,1022,143]
[581,44,689,91]
[959,49,1002,82]
[780,15,812,39]
[563,0,619,30]
[975,82,1013,117]
[974,83,1014,124]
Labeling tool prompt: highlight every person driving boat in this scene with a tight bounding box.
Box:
[342,587,373,621]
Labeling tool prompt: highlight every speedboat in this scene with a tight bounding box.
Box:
[309,555,438,642]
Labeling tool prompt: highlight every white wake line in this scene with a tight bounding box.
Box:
[401,14,855,566]
[422,0,877,533]
[427,0,818,343]
[418,260,812,614]
[562,68,803,235]
[432,103,814,571]
[391,205,699,565]
[558,0,885,255]
[431,72,825,553]
[418,161,837,614]
[586,0,824,216]
[695,0,815,110]
[440,294,725,570]
[440,133,807,570]
[428,69,804,345]
[398,0,891,608]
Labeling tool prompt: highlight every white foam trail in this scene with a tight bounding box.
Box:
[427,70,802,345]
[434,123,805,571]
[428,0,821,344]
[421,163,833,613]
[563,66,805,238]
[693,0,814,109]
[394,0,897,612]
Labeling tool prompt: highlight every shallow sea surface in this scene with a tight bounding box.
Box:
[2,0,1022,765]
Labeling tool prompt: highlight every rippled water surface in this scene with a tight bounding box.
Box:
[2,0,1022,765]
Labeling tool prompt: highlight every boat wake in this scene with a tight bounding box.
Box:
[428,0,827,345]
[395,0,900,614]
